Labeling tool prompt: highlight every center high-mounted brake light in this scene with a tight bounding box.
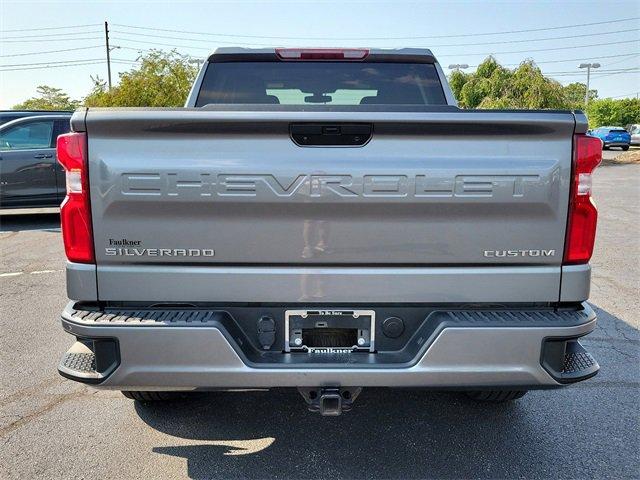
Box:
[563,134,602,264]
[57,132,94,264]
[275,48,369,60]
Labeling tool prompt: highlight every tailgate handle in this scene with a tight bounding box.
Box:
[290,123,372,147]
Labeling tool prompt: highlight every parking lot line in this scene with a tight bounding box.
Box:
[0,270,62,277]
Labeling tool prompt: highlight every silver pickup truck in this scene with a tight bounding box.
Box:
[57,48,602,415]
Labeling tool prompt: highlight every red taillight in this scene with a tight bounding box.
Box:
[564,134,602,264]
[57,132,94,263]
[275,48,369,60]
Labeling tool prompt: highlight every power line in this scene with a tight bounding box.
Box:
[608,92,639,99]
[0,30,102,40]
[592,67,640,74]
[108,27,639,49]
[436,39,640,56]
[117,45,195,58]
[0,23,101,33]
[118,46,156,53]
[421,28,639,47]
[0,45,103,58]
[544,69,640,78]
[550,70,640,78]
[4,17,633,40]
[111,37,210,50]
[544,67,640,75]
[0,58,106,68]
[0,61,105,72]
[111,32,262,47]
[112,17,640,40]
[591,69,640,79]
[0,57,138,72]
[3,18,634,41]
[603,54,640,68]
[109,34,640,57]
[501,52,640,66]
[1,36,103,43]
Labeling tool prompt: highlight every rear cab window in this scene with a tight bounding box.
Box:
[195,61,447,107]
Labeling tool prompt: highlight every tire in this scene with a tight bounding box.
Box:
[121,391,183,402]
[464,390,528,402]
[622,146,629,151]
[602,146,609,150]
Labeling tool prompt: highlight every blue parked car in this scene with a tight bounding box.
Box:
[588,126,631,150]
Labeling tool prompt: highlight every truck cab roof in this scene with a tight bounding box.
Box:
[207,47,436,64]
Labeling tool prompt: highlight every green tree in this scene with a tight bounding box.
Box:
[446,56,638,127]
[84,50,198,107]
[13,85,79,110]
[562,82,598,110]
[450,57,567,109]
[586,98,640,128]
[510,61,566,109]
[448,70,469,102]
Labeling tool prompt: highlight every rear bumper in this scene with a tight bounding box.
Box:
[58,302,598,390]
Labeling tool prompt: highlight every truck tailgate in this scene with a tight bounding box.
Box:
[79,109,577,302]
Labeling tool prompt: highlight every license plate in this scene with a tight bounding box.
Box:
[284,309,375,353]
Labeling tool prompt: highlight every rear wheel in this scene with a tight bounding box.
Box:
[622,146,629,151]
[121,391,185,402]
[464,390,528,403]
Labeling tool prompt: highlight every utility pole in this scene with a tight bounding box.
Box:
[104,21,112,89]
[579,63,600,107]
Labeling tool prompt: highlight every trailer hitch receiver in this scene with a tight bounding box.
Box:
[298,387,362,416]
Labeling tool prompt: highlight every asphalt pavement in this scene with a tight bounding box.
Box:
[0,163,638,479]
[601,147,630,161]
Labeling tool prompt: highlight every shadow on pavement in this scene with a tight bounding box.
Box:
[132,314,637,479]
[0,213,60,232]
[141,389,546,479]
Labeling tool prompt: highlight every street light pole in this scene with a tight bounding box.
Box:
[579,63,600,106]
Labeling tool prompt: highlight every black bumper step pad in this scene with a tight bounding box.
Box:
[542,339,600,383]
[562,351,598,375]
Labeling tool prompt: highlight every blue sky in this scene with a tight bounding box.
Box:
[1,0,639,108]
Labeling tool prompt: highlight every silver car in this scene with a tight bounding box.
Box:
[627,124,640,146]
